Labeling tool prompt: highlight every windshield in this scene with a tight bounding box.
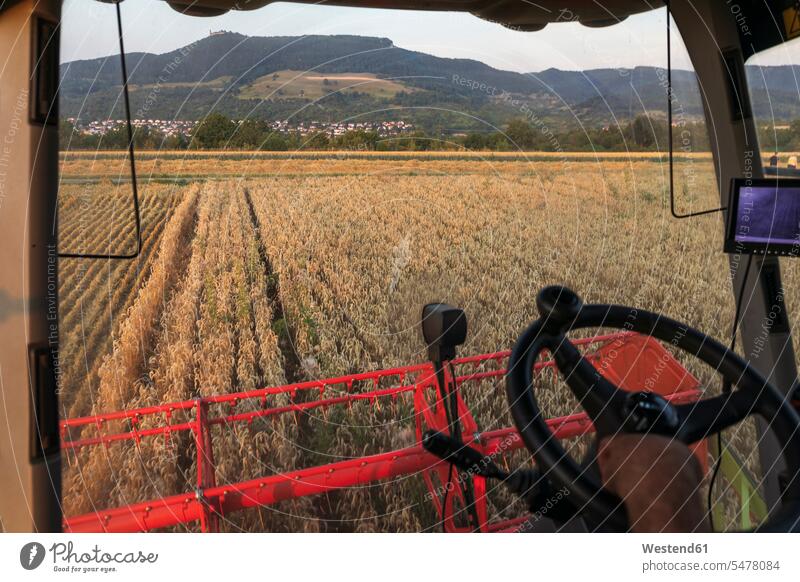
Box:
[58,1,773,533]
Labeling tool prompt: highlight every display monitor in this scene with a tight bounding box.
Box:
[725,178,800,256]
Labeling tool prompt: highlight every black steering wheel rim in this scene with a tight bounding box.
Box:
[506,286,800,532]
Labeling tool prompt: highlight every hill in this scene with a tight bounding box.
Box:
[60,32,800,132]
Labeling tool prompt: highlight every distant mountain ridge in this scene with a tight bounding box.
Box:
[60,32,800,131]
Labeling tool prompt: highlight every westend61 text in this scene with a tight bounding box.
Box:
[642,543,708,554]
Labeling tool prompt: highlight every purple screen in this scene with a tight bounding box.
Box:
[734,185,800,246]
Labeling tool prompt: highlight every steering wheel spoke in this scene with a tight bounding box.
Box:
[552,338,629,437]
[675,389,758,444]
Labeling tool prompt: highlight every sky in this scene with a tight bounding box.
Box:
[61,0,797,72]
[62,0,685,71]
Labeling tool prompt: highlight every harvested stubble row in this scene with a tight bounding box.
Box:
[58,184,184,418]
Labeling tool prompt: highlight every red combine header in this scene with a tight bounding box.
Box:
[61,332,704,533]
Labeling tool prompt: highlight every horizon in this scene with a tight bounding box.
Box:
[61,0,800,74]
[61,28,800,75]
[65,28,704,75]
[62,28,700,74]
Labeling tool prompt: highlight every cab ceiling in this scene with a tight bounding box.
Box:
[165,0,658,30]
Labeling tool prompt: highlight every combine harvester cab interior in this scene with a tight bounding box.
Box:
[2,0,800,533]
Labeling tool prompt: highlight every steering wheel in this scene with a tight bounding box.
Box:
[505,286,800,532]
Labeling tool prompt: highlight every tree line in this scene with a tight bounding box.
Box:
[60,113,719,153]
[757,120,800,153]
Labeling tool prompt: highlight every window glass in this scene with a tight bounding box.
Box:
[59,1,744,531]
